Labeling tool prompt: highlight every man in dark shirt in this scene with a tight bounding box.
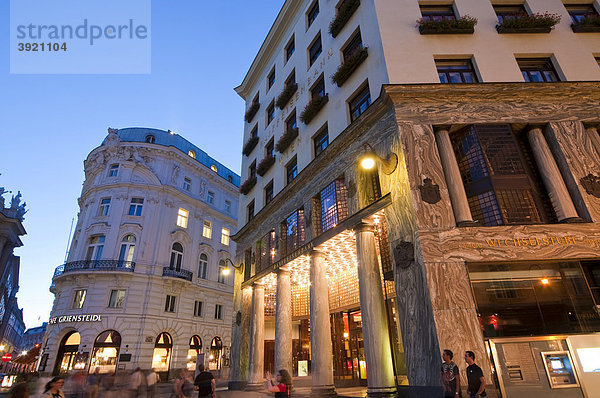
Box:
[194,364,215,398]
[440,349,460,397]
[464,351,486,398]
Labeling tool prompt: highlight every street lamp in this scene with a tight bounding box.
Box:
[360,143,398,175]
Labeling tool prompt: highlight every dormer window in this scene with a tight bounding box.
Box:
[145,135,156,143]
[108,164,119,177]
[188,150,196,159]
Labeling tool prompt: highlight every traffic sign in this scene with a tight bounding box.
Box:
[1,353,12,362]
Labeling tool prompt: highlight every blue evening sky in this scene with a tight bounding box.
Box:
[0,0,283,328]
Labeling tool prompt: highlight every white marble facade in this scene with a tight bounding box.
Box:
[42,128,239,376]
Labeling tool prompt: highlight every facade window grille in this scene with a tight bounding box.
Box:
[207,191,215,204]
[183,177,191,191]
[170,242,184,271]
[203,221,212,239]
[118,235,136,262]
[450,124,556,227]
[85,235,105,261]
[517,58,560,82]
[436,59,479,83]
[284,209,305,255]
[247,200,255,222]
[108,164,119,177]
[250,161,257,179]
[221,228,230,246]
[343,31,363,61]
[285,71,296,90]
[177,208,189,228]
[108,290,125,308]
[214,304,223,320]
[198,253,208,279]
[419,4,455,22]
[265,181,274,205]
[318,179,348,233]
[286,158,298,184]
[165,295,176,313]
[313,126,329,157]
[286,112,298,133]
[565,4,599,24]
[244,249,253,281]
[309,33,322,66]
[349,85,371,122]
[72,290,86,309]
[493,5,527,23]
[128,198,144,216]
[267,102,275,125]
[268,68,276,90]
[311,77,326,100]
[307,1,320,27]
[286,36,295,62]
[98,198,111,217]
[193,300,203,317]
[259,230,277,271]
[266,139,275,159]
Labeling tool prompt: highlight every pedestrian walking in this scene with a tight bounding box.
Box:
[146,368,160,398]
[441,349,461,398]
[43,376,66,398]
[87,367,101,398]
[194,364,215,398]
[464,351,486,398]
[130,367,144,398]
[9,382,29,398]
[265,369,292,397]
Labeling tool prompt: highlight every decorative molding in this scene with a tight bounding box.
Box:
[418,178,441,204]
[581,174,600,198]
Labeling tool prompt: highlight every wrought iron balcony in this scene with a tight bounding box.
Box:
[53,260,135,278]
[162,267,193,281]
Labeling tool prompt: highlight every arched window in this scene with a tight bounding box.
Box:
[118,235,136,263]
[170,242,183,271]
[208,337,223,370]
[54,331,81,375]
[218,260,229,284]
[85,235,105,261]
[187,335,202,370]
[145,135,156,143]
[152,332,173,377]
[90,330,121,374]
[198,253,208,279]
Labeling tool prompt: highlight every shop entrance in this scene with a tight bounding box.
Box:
[332,310,367,386]
[208,337,222,370]
[187,335,202,371]
[53,331,80,375]
[152,332,172,381]
[89,330,121,374]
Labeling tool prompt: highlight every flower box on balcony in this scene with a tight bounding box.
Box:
[571,15,600,32]
[299,95,329,125]
[417,15,477,34]
[257,156,276,176]
[275,128,299,153]
[245,102,260,122]
[276,83,298,110]
[496,13,560,33]
[240,176,257,195]
[329,0,361,38]
[332,47,368,87]
[242,136,259,156]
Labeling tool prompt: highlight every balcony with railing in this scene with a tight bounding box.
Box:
[162,267,193,281]
[53,260,135,278]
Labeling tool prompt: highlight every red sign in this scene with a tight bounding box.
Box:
[1,353,12,362]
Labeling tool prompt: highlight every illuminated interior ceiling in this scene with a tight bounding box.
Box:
[258,210,395,318]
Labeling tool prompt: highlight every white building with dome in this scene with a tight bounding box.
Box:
[40,128,239,379]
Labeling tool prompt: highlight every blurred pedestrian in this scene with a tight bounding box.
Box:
[87,367,101,398]
[441,349,461,398]
[265,369,292,397]
[465,351,486,398]
[194,364,215,398]
[146,368,160,398]
[9,382,30,398]
[43,376,65,398]
[174,370,194,398]
[130,368,144,398]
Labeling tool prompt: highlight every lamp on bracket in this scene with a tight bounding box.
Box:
[360,143,398,175]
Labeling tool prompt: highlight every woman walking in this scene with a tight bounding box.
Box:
[265,369,292,397]
[43,377,66,398]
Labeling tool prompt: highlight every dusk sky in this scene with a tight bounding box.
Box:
[1,0,283,328]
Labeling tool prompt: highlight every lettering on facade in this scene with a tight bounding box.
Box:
[457,235,592,249]
[49,314,102,324]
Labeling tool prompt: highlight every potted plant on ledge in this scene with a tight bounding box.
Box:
[276,83,298,110]
[571,14,600,32]
[244,102,260,123]
[332,47,368,87]
[299,95,329,125]
[275,128,299,153]
[329,0,361,38]
[257,155,276,176]
[496,12,561,33]
[242,135,259,156]
[417,15,477,34]
[239,176,257,195]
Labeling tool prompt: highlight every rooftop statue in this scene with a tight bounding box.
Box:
[10,191,22,209]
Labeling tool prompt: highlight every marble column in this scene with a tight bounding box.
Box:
[274,267,292,373]
[309,249,337,397]
[355,223,396,397]
[585,126,600,160]
[527,128,580,222]
[434,129,475,226]
[246,282,265,390]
